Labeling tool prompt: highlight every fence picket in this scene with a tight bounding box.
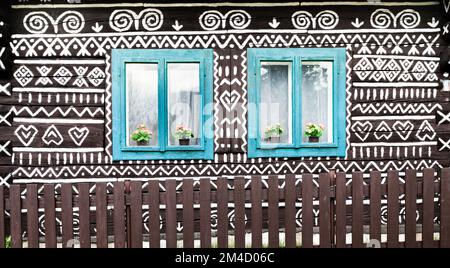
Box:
[369,171,381,244]
[44,184,56,248]
[268,175,279,248]
[217,177,229,248]
[440,168,450,248]
[113,181,126,248]
[301,174,313,248]
[234,177,246,248]
[319,173,331,248]
[200,178,211,248]
[130,181,142,248]
[0,186,4,249]
[251,176,262,248]
[165,180,177,248]
[285,174,296,248]
[387,170,399,248]
[10,185,21,248]
[148,180,160,248]
[182,179,194,248]
[26,184,39,248]
[78,183,91,248]
[405,169,417,248]
[335,172,346,248]
[352,172,364,248]
[422,168,434,248]
[96,182,108,248]
[61,184,73,248]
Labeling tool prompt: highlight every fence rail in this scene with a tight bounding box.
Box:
[1,168,449,248]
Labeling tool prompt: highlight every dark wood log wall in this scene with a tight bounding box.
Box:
[0,0,448,186]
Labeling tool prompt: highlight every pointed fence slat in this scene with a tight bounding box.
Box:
[387,170,400,248]
[130,181,142,248]
[217,177,229,248]
[319,173,331,248]
[440,168,450,248]
[165,180,177,248]
[10,185,21,248]
[182,179,194,248]
[251,176,262,248]
[405,169,417,248]
[369,171,381,243]
[96,182,108,248]
[422,168,435,248]
[301,174,313,248]
[148,180,160,248]
[113,181,126,248]
[268,175,279,248]
[285,174,297,248]
[200,178,211,248]
[234,177,246,248]
[78,183,91,248]
[352,172,364,248]
[44,184,56,248]
[26,184,39,248]
[335,172,347,248]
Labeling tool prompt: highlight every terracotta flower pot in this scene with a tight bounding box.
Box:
[267,136,280,143]
[137,140,149,146]
[308,136,319,143]
[179,139,190,146]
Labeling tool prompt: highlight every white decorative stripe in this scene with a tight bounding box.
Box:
[13,147,104,152]
[352,115,435,120]
[14,59,105,64]
[14,118,104,124]
[353,82,439,87]
[13,87,105,93]
[351,142,437,147]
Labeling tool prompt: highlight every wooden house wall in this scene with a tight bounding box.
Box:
[0,1,449,185]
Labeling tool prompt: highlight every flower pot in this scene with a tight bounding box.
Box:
[308,136,319,143]
[136,140,149,146]
[267,136,280,143]
[179,139,190,146]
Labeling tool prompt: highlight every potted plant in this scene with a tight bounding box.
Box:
[264,123,284,143]
[131,124,152,146]
[305,123,325,143]
[174,125,194,146]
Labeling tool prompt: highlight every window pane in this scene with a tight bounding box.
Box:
[302,61,333,143]
[168,63,201,146]
[126,63,159,146]
[259,62,292,144]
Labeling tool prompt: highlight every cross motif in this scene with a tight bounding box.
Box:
[438,138,450,151]
[0,173,11,188]
[0,82,10,96]
[0,110,12,126]
[0,141,11,157]
[437,110,450,125]
[0,47,5,70]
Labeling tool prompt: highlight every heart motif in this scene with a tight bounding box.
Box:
[352,121,372,141]
[219,90,240,112]
[42,125,64,145]
[68,126,89,146]
[374,121,393,140]
[14,125,38,146]
[393,121,414,140]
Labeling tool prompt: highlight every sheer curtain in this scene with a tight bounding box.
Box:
[126,63,159,146]
[259,62,292,144]
[167,63,201,146]
[301,61,333,143]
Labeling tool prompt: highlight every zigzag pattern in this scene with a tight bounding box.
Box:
[213,51,221,151]
[345,49,353,159]
[11,32,440,57]
[13,159,442,179]
[239,51,248,152]
[104,53,113,161]
[352,103,442,114]
[11,106,104,117]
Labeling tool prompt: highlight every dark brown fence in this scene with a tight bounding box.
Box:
[1,168,450,248]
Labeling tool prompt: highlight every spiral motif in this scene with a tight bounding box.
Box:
[59,11,85,34]
[397,9,420,29]
[23,11,52,34]
[199,10,223,31]
[316,10,339,30]
[291,11,314,30]
[140,9,164,31]
[370,9,394,29]
[109,9,135,32]
[227,10,251,30]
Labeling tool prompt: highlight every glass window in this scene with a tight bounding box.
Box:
[126,63,159,147]
[301,61,333,144]
[247,48,346,158]
[167,63,201,147]
[259,62,292,145]
[112,49,214,160]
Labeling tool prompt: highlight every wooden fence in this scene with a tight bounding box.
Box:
[1,168,450,248]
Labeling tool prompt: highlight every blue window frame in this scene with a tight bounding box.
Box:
[247,48,346,158]
[112,49,214,160]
